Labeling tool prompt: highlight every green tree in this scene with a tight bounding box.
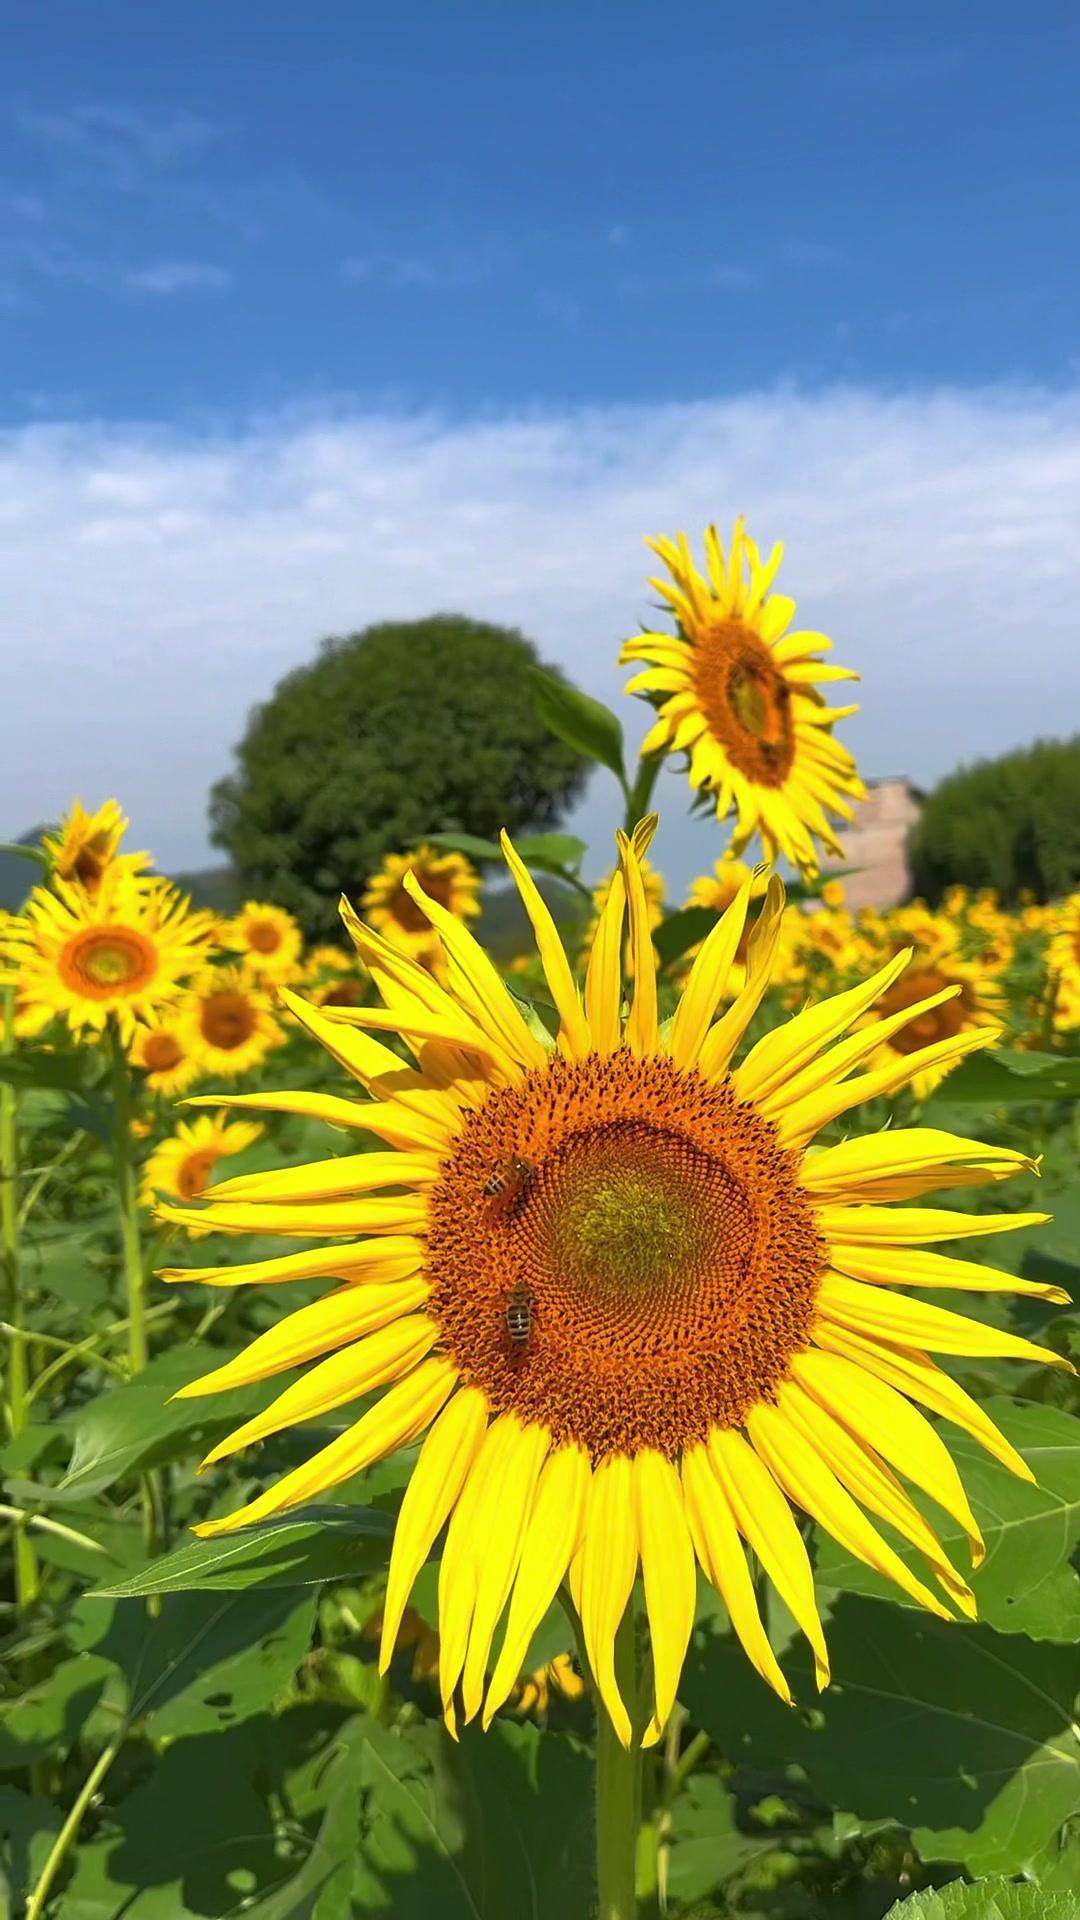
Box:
[209,614,589,938]
[909,735,1080,903]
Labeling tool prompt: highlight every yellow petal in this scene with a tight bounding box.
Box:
[757,985,974,1121]
[185,1314,439,1462]
[791,1347,984,1564]
[816,1272,1073,1371]
[500,831,591,1060]
[811,1322,1035,1482]
[680,1444,791,1703]
[584,869,626,1054]
[438,1418,521,1732]
[618,829,658,1056]
[800,1131,1037,1204]
[813,1203,1051,1247]
[697,877,786,1079]
[668,878,753,1069]
[461,1421,550,1722]
[633,1451,696,1744]
[776,1028,994,1149]
[192,1355,457,1537]
[483,1445,591,1725]
[830,1239,1068,1304]
[184,1278,430,1413]
[324,1000,518,1077]
[205,1151,439,1205]
[732,950,910,1105]
[746,1402,953,1620]
[777,1381,976,1615]
[579,1454,638,1747]
[183,1088,436,1139]
[400,874,549,1071]
[707,1427,830,1689]
[278,990,461,1137]
[157,1236,424,1289]
[156,1194,429,1237]
[380,1387,489,1670]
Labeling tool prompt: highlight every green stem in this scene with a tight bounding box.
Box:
[1,986,38,1613]
[106,1020,161,1559]
[24,1731,125,1920]
[595,1601,642,1920]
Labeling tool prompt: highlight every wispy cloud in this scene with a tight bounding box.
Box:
[340,246,501,291]
[16,104,220,184]
[2,384,1079,888]
[123,260,233,295]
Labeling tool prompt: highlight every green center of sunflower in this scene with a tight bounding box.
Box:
[540,1128,722,1303]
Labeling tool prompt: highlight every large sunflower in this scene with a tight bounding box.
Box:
[227,901,304,984]
[160,824,1065,1748]
[362,845,480,972]
[43,798,149,896]
[10,870,214,1043]
[622,521,864,878]
[177,966,282,1078]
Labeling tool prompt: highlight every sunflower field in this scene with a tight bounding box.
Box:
[3,522,1080,1920]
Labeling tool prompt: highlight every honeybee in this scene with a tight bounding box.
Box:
[482,1155,534,1219]
[503,1283,536,1348]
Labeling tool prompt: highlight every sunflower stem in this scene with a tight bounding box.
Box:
[105,1020,161,1562]
[595,1601,642,1920]
[1,986,39,1616]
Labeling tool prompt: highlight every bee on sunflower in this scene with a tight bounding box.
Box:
[159,823,1065,1750]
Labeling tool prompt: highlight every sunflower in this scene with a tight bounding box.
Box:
[10,870,215,1043]
[304,944,370,1010]
[159,823,1065,1750]
[621,521,864,878]
[177,966,282,1077]
[130,1016,205,1097]
[142,1115,263,1215]
[227,901,304,983]
[1049,894,1080,1003]
[859,932,1005,1100]
[42,798,149,896]
[363,846,481,972]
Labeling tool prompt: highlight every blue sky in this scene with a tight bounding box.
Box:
[3,5,1080,884]
[4,2,1079,421]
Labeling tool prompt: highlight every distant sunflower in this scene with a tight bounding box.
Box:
[1049,895,1080,1004]
[861,940,1005,1100]
[363,846,480,971]
[43,799,149,896]
[142,1114,262,1216]
[159,825,1065,1748]
[305,943,370,1009]
[177,967,282,1077]
[10,870,214,1043]
[622,521,864,878]
[227,901,304,983]
[130,1016,204,1096]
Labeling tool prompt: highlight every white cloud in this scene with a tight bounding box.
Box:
[2,383,1079,894]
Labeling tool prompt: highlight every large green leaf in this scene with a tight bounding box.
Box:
[94,1505,395,1598]
[884,1881,1080,1917]
[816,1399,1080,1640]
[652,907,719,968]
[682,1596,1080,1875]
[0,1787,61,1920]
[513,833,588,873]
[73,1587,316,1737]
[665,1773,781,1906]
[925,1048,1080,1104]
[241,1724,368,1920]
[46,1347,279,1500]
[0,1050,96,1092]
[532,668,626,784]
[0,1653,115,1767]
[350,1718,595,1917]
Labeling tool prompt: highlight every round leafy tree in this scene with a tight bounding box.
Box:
[909,735,1080,903]
[209,614,589,938]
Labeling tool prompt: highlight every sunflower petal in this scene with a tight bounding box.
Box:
[380,1388,489,1669]
[500,832,591,1059]
[813,1204,1051,1247]
[668,878,754,1069]
[800,1131,1037,1203]
[438,1418,520,1733]
[697,877,786,1078]
[707,1427,830,1688]
[681,1445,791,1703]
[584,870,626,1054]
[732,950,911,1104]
[619,828,659,1056]
[183,1279,430,1414]
[401,874,549,1071]
[483,1445,591,1724]
[816,1272,1073,1370]
[205,1151,438,1204]
[461,1422,551,1722]
[634,1451,697,1744]
[157,1237,425,1289]
[579,1454,638,1747]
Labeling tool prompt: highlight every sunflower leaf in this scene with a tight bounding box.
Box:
[923,1048,1080,1104]
[91,1506,395,1597]
[652,907,720,969]
[683,1595,1080,1876]
[884,1880,1080,1917]
[532,669,627,786]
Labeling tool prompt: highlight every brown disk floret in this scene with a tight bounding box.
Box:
[200,991,257,1050]
[875,968,969,1052]
[426,1052,825,1459]
[691,621,796,788]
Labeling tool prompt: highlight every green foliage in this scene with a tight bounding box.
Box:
[209,616,589,938]
[909,736,1080,903]
[885,1881,1080,1918]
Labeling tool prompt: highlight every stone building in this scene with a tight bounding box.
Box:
[825,777,923,911]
